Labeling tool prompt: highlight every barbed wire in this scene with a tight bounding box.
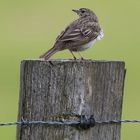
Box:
[0,120,140,126]
[0,118,140,128]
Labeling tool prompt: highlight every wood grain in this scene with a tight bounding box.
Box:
[16,59,126,140]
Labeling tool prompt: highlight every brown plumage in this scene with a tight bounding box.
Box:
[40,8,104,60]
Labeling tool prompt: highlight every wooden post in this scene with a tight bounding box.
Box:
[16,60,125,140]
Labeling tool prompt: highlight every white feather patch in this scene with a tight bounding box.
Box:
[97,29,104,40]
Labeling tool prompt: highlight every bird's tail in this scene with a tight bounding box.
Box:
[39,46,59,60]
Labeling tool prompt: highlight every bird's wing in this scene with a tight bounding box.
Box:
[56,26,83,42]
[81,22,101,38]
[56,21,100,42]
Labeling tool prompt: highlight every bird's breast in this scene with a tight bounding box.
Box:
[80,40,96,51]
[71,39,97,52]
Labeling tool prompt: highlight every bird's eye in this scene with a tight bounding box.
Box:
[81,10,85,13]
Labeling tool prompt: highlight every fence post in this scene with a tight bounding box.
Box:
[16,60,125,140]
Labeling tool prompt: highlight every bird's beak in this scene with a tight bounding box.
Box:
[72,9,79,14]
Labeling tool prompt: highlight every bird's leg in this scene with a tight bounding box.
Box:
[78,52,84,60]
[69,50,77,59]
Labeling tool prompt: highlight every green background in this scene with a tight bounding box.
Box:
[0,0,140,139]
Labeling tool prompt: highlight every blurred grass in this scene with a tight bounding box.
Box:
[0,0,140,139]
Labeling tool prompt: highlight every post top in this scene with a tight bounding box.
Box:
[21,59,125,64]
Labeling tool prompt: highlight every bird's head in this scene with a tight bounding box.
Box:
[72,8,96,18]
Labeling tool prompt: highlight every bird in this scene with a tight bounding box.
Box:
[39,8,104,60]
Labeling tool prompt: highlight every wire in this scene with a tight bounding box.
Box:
[0,119,140,127]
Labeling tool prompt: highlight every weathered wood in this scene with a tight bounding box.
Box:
[16,59,125,140]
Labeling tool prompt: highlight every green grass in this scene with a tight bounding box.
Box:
[0,0,140,139]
